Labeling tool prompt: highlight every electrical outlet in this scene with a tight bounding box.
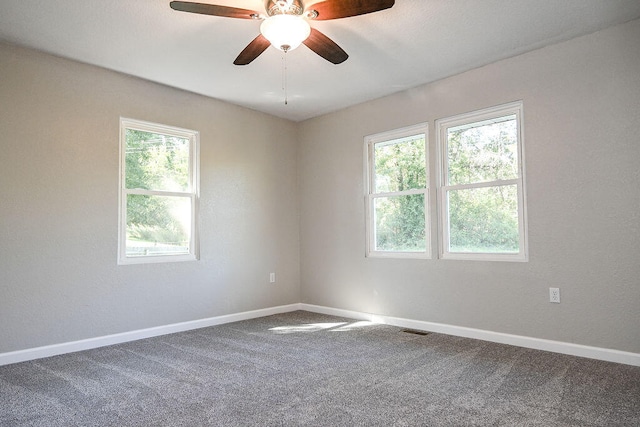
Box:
[549,287,560,303]
[269,273,276,283]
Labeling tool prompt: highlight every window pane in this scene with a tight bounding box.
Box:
[447,185,519,253]
[447,115,518,186]
[374,194,426,252]
[126,194,191,257]
[125,129,190,191]
[374,135,426,193]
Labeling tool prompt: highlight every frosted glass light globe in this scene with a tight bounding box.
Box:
[260,14,311,52]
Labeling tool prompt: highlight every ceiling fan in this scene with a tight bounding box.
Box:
[169,0,395,65]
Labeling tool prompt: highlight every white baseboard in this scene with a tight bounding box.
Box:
[299,304,640,367]
[0,303,302,366]
[2,302,638,367]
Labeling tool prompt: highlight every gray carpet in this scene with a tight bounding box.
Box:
[1,311,639,426]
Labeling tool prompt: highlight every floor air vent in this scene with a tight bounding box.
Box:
[402,329,430,336]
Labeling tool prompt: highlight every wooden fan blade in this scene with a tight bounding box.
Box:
[309,0,395,20]
[170,1,259,19]
[303,28,348,64]
[234,34,271,65]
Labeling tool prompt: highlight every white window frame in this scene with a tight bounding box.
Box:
[436,101,528,262]
[365,123,430,259]
[118,118,200,265]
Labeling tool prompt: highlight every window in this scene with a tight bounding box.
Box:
[436,102,527,261]
[365,123,430,258]
[118,118,199,264]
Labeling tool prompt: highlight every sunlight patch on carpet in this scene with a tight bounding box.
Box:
[269,322,348,334]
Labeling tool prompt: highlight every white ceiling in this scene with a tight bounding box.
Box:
[2,0,639,122]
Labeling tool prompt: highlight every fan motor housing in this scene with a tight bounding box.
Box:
[266,0,304,16]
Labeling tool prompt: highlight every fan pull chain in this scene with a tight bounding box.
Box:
[281,51,288,105]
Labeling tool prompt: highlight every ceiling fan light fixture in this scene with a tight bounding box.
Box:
[260,15,311,52]
[170,0,396,65]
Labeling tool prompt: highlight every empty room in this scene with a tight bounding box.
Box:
[1,0,639,425]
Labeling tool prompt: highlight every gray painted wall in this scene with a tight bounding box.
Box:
[0,43,300,353]
[1,19,638,357]
[298,19,640,353]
